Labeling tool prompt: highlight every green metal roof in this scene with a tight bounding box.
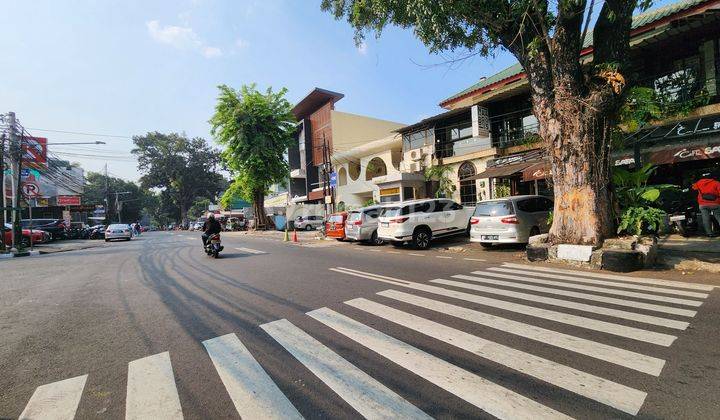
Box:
[441,0,712,105]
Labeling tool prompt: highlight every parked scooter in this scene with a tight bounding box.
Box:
[204,233,223,258]
[664,188,720,236]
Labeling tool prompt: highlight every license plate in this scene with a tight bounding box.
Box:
[481,235,499,241]
[380,222,389,227]
[669,215,686,222]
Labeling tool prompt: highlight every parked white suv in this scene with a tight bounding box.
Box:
[377,199,473,249]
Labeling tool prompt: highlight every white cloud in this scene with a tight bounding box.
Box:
[202,46,223,58]
[146,20,222,58]
[235,38,249,49]
[357,41,368,55]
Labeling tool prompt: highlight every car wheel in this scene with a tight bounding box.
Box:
[305,225,313,231]
[105,239,110,242]
[412,228,432,250]
[391,241,404,248]
[480,242,493,248]
[20,237,31,248]
[370,230,384,246]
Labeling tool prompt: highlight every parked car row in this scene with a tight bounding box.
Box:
[319,194,554,250]
[2,223,51,248]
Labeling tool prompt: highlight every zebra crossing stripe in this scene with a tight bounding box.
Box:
[234,247,265,254]
[346,297,647,416]
[307,307,572,420]
[126,352,183,420]
[435,277,688,331]
[484,268,707,303]
[377,289,665,376]
[455,273,697,317]
[261,319,431,419]
[501,263,715,292]
[203,334,301,420]
[19,374,87,420]
[331,267,676,346]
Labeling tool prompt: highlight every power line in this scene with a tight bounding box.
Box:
[25,127,133,139]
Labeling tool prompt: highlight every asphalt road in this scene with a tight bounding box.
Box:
[1,231,720,419]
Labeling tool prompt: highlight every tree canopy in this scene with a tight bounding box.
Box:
[210,84,296,228]
[322,0,654,245]
[83,172,155,223]
[132,132,225,223]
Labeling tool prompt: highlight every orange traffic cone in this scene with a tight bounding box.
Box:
[292,229,299,243]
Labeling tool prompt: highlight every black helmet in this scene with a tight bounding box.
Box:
[208,213,215,220]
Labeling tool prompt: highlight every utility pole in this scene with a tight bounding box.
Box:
[8,112,23,249]
[0,132,6,252]
[104,163,109,225]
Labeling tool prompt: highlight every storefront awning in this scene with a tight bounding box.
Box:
[522,161,551,181]
[614,142,720,166]
[468,161,535,180]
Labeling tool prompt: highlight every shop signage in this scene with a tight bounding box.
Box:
[329,172,337,188]
[21,137,48,169]
[522,162,552,181]
[614,142,720,166]
[380,187,400,196]
[57,195,81,206]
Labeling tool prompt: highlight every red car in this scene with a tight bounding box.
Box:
[325,212,348,240]
[3,223,49,247]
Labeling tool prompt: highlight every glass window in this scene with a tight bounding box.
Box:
[347,212,362,222]
[408,202,430,213]
[329,215,344,223]
[403,187,415,200]
[538,197,554,211]
[458,162,477,206]
[381,206,408,217]
[473,201,514,217]
[365,209,379,218]
[516,199,536,213]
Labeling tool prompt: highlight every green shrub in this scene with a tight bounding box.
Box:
[617,206,666,236]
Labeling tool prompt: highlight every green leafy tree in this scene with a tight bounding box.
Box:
[210,84,296,229]
[188,198,212,220]
[322,0,654,245]
[83,172,154,223]
[132,132,225,224]
[424,165,456,198]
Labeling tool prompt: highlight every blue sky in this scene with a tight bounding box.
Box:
[1,0,675,181]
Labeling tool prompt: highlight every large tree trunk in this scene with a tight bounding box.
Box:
[252,189,273,230]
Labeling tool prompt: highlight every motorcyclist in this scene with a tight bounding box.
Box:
[692,173,720,237]
[202,214,222,248]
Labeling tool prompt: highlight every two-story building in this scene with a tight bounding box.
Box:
[400,0,720,201]
[287,88,405,210]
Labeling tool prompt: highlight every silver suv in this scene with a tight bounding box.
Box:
[377,199,473,249]
[345,205,384,245]
[470,195,553,247]
[294,215,324,231]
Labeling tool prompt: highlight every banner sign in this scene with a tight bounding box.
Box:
[57,195,81,206]
[21,137,48,169]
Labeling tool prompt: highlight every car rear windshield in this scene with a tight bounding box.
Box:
[329,215,343,223]
[473,201,514,217]
[380,206,404,217]
[347,212,362,222]
[108,224,127,229]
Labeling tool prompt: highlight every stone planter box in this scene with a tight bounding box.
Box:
[526,235,658,272]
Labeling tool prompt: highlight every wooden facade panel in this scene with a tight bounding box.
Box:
[310,102,333,165]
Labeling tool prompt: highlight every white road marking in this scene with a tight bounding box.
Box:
[408,253,424,256]
[330,267,676,346]
[502,263,715,291]
[486,268,708,302]
[388,251,401,254]
[126,352,183,420]
[19,375,87,420]
[308,307,571,420]
[377,289,665,376]
[347,298,647,415]
[367,249,381,252]
[261,319,430,419]
[437,277,688,331]
[455,274,696,318]
[436,256,454,259]
[203,334,301,419]
[463,257,487,262]
[234,247,266,254]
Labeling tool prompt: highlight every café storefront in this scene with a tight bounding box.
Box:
[615,114,720,188]
[469,149,553,198]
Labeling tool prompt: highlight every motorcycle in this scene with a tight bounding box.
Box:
[204,233,223,258]
[664,188,720,236]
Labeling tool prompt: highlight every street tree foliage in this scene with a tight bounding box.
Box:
[132,132,225,223]
[83,172,154,223]
[188,198,212,220]
[210,84,296,229]
[322,0,653,245]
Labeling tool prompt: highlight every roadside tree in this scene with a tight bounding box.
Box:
[322,0,653,245]
[132,132,225,224]
[210,84,296,229]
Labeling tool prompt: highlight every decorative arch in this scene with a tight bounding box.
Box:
[365,157,388,181]
[338,167,348,186]
[458,161,477,205]
[348,161,361,181]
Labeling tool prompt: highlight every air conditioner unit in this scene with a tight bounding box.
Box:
[410,149,422,161]
[408,162,421,172]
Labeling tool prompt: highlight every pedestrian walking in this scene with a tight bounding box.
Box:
[692,173,720,237]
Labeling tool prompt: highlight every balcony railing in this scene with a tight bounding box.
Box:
[492,123,541,149]
[635,66,717,115]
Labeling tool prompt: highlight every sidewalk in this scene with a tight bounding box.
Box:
[657,234,720,273]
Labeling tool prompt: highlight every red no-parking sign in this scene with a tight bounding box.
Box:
[21,181,41,198]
